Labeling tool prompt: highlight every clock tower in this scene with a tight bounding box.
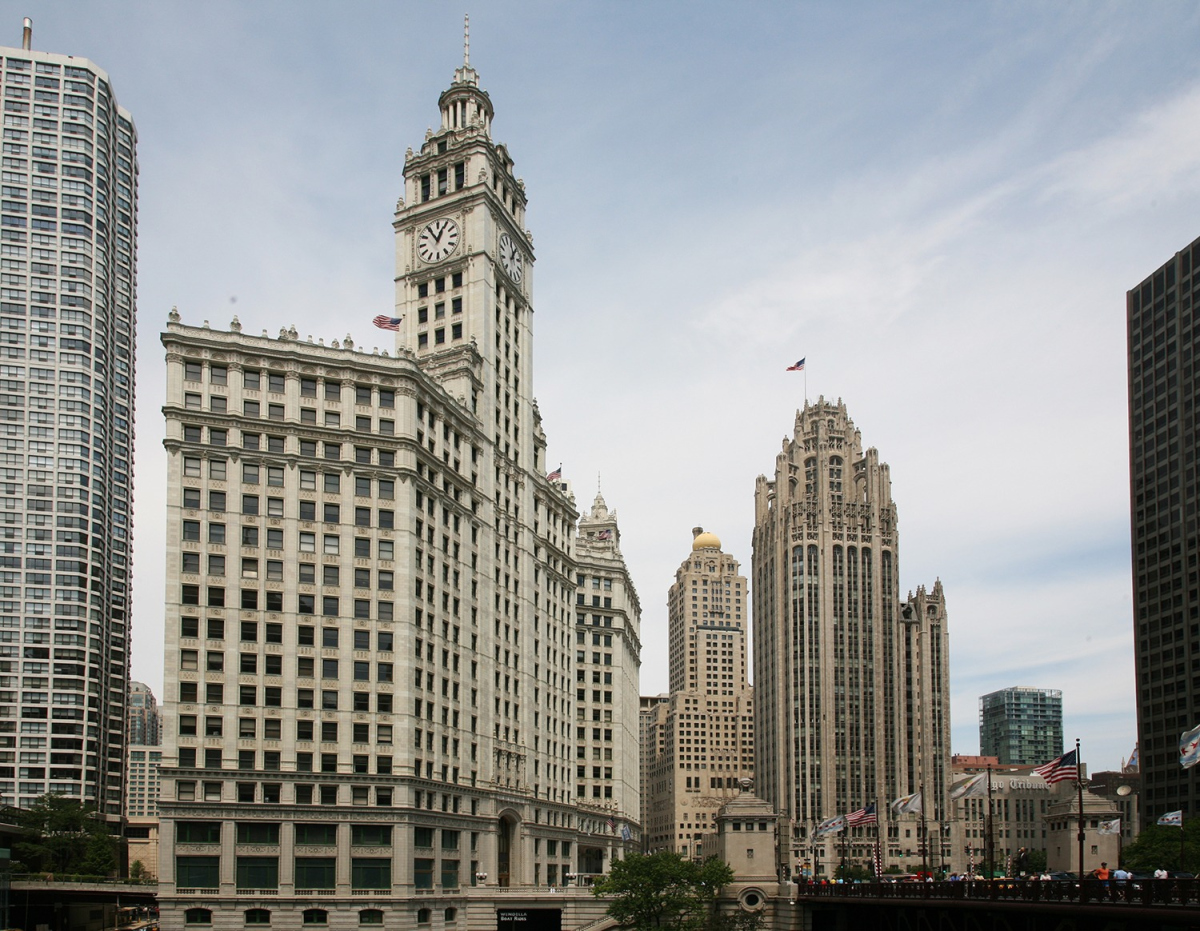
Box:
[393,33,537,471]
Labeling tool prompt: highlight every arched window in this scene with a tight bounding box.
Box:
[245,910,271,925]
[359,910,384,926]
[417,908,432,924]
[303,910,329,926]
[184,910,213,926]
[445,907,458,922]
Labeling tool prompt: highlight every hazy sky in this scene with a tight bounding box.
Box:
[8,0,1200,774]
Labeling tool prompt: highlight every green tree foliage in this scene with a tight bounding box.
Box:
[1025,849,1048,873]
[592,852,734,931]
[2,794,119,877]
[1121,820,1200,872]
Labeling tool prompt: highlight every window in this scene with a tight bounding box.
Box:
[184,908,213,925]
[237,858,279,891]
[295,859,338,892]
[302,910,329,927]
[244,910,271,925]
[177,857,220,888]
[324,472,340,493]
[359,910,384,926]
[244,370,261,389]
[414,858,435,890]
[295,823,338,845]
[352,858,391,890]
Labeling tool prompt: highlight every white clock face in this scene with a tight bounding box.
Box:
[499,232,524,283]
[417,218,460,264]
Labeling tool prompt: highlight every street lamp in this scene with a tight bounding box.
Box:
[565,872,578,887]
[475,871,488,886]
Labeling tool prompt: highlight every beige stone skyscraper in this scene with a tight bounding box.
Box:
[642,529,754,858]
[574,491,642,865]
[155,46,633,926]
[752,399,950,876]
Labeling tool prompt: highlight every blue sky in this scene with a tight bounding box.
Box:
[8,1,1200,773]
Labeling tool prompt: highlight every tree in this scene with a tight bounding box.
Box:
[2,794,119,877]
[1122,819,1200,872]
[592,852,734,931]
[1025,849,1047,874]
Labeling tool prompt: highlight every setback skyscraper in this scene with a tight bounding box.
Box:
[642,528,754,858]
[1127,235,1200,825]
[752,399,950,875]
[979,686,1062,766]
[157,44,636,924]
[0,23,136,819]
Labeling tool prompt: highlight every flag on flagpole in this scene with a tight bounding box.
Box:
[621,823,632,841]
[1124,744,1139,773]
[606,817,615,833]
[949,774,987,801]
[846,803,877,826]
[546,465,562,482]
[1180,724,1200,769]
[1033,749,1079,784]
[891,791,923,815]
[597,529,612,541]
[372,315,403,331]
[814,815,846,837]
[786,358,806,372]
[1097,819,1121,836]
[1159,810,1183,827]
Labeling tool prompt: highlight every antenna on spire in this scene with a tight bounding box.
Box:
[463,13,470,67]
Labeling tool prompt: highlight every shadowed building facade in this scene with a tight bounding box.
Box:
[1127,235,1200,827]
[752,398,950,875]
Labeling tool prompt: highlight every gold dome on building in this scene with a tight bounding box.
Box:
[691,527,721,551]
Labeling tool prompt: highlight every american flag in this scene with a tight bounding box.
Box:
[786,358,806,372]
[606,817,615,833]
[597,529,612,541]
[373,315,402,331]
[846,803,877,826]
[1033,749,1078,784]
[546,465,562,482]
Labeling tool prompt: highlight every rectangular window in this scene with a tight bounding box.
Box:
[352,858,391,890]
[294,857,336,890]
[176,856,220,888]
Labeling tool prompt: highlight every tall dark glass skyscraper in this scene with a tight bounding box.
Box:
[1128,236,1200,825]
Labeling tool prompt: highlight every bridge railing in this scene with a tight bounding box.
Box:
[797,879,1200,908]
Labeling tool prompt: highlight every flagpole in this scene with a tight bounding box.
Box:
[986,765,995,880]
[920,781,928,879]
[1076,738,1085,881]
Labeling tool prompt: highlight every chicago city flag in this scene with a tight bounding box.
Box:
[1159,810,1183,827]
[1180,723,1200,769]
[815,815,846,837]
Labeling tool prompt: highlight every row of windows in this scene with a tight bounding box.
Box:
[183,395,400,433]
[416,323,464,349]
[175,780,395,807]
[182,426,399,465]
[181,493,397,524]
[183,907,390,927]
[177,681,396,713]
[179,653,397,682]
[182,364,397,409]
[182,556,395,589]
[180,618,394,649]
[182,526,396,561]
[179,586,395,618]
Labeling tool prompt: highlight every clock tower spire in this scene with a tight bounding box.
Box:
[393,30,537,468]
